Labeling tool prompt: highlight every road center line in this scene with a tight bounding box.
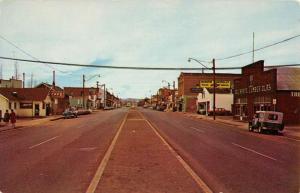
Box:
[85,112,128,193]
[232,143,277,161]
[29,136,60,149]
[190,127,205,133]
[138,111,213,193]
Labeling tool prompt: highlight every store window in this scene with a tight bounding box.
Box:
[249,75,253,85]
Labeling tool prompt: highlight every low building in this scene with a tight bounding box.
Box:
[35,83,66,114]
[0,79,22,88]
[0,94,9,118]
[177,72,241,113]
[197,88,233,115]
[233,60,300,124]
[64,87,100,109]
[0,88,52,117]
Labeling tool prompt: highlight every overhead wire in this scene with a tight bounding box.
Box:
[0,56,299,71]
[0,35,67,73]
[215,34,300,61]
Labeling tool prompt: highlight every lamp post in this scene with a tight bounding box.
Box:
[188,57,216,120]
[82,74,100,109]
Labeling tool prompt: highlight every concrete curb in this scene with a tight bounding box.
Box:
[181,112,300,140]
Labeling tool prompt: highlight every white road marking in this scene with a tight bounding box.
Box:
[85,112,128,193]
[190,127,205,133]
[232,143,277,161]
[284,137,300,142]
[139,111,213,193]
[29,136,60,149]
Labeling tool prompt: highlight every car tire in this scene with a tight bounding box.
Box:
[249,125,253,132]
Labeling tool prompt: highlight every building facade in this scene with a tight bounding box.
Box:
[197,88,233,115]
[0,88,52,117]
[36,83,66,114]
[233,60,300,124]
[0,79,22,88]
[177,72,241,113]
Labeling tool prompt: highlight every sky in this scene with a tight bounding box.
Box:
[0,0,299,98]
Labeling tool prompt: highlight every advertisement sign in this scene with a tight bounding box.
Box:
[200,80,231,88]
[20,103,33,109]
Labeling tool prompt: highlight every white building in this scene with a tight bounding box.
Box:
[197,88,233,115]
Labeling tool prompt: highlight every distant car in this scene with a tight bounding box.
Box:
[63,107,78,119]
[249,111,284,134]
[208,108,231,116]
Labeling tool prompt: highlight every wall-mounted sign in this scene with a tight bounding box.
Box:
[20,103,33,109]
[49,90,64,98]
[190,88,203,93]
[200,80,231,88]
[235,84,272,95]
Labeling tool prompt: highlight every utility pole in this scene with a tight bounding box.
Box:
[252,32,255,64]
[213,59,216,120]
[82,74,85,109]
[103,84,106,109]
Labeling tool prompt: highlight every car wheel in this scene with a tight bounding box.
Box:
[248,125,253,132]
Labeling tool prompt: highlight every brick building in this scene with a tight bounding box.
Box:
[233,60,300,124]
[177,72,241,112]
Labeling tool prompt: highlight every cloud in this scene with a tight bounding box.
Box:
[90,57,113,65]
[0,1,299,98]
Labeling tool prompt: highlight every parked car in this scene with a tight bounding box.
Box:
[208,108,231,116]
[63,107,78,119]
[248,111,284,134]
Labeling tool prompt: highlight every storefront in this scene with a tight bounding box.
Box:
[0,88,52,117]
[177,72,240,113]
[233,60,300,124]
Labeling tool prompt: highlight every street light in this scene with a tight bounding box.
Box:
[83,74,101,109]
[188,57,216,120]
[188,58,209,73]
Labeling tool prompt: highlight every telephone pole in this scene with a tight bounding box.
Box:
[82,75,85,109]
[213,58,216,120]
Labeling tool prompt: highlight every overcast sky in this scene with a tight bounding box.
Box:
[0,0,299,98]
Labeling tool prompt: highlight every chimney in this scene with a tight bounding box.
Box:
[23,73,25,88]
[52,70,55,88]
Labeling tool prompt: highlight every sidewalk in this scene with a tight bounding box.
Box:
[0,115,63,132]
[181,112,300,140]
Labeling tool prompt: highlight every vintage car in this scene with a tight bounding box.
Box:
[248,111,284,133]
[63,107,78,119]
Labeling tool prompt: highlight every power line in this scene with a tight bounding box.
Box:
[216,34,300,61]
[0,56,299,71]
[0,35,67,73]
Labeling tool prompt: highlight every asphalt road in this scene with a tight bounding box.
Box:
[141,108,300,193]
[0,109,127,193]
[0,108,299,193]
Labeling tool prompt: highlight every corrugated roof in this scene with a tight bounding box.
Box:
[0,88,49,101]
[276,68,300,90]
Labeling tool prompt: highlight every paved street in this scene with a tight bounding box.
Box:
[0,108,299,193]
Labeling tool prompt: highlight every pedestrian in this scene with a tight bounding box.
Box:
[3,110,10,126]
[10,109,16,129]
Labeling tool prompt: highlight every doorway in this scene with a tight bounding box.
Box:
[34,104,40,116]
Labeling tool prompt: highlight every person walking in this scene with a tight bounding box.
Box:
[10,109,16,129]
[3,110,10,126]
